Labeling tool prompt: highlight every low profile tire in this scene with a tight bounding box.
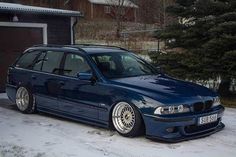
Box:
[112,102,144,137]
[15,86,36,114]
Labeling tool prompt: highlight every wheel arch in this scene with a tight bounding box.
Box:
[16,81,34,93]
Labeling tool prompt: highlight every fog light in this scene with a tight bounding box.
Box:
[166,127,178,133]
[166,127,175,133]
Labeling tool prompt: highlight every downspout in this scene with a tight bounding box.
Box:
[71,16,78,44]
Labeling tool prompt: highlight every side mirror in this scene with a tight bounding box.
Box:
[156,67,163,73]
[77,72,93,81]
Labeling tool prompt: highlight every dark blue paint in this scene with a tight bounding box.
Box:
[6,45,224,142]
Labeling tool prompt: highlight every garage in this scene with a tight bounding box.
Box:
[0,2,82,92]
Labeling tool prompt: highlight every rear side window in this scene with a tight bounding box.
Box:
[15,51,41,69]
[32,52,46,71]
[41,51,64,74]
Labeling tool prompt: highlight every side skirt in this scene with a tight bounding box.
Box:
[37,107,109,128]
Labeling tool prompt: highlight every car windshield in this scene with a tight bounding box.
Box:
[90,52,159,79]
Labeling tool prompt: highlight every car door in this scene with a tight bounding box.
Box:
[31,50,64,111]
[57,52,100,120]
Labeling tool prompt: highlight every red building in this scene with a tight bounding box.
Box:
[71,0,138,22]
[12,0,138,22]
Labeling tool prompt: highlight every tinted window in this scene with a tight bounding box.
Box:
[16,51,40,69]
[41,51,64,74]
[91,52,158,79]
[63,53,91,77]
[32,52,46,71]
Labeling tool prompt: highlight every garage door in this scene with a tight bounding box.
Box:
[0,27,43,92]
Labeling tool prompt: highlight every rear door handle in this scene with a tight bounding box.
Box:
[31,75,37,80]
[58,81,65,86]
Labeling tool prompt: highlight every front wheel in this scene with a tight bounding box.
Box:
[112,102,144,137]
[15,86,36,114]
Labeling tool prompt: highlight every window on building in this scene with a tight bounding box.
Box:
[121,8,126,15]
[104,6,111,14]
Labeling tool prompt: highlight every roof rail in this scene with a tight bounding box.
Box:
[32,44,130,53]
[74,44,129,51]
[32,44,65,48]
[32,44,86,53]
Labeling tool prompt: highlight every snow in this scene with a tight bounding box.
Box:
[0,2,81,16]
[0,93,7,99]
[0,93,236,157]
[88,0,138,8]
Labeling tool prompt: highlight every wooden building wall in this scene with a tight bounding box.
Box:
[0,13,71,44]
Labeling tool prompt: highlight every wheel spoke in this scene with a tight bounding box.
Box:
[16,87,29,111]
[112,102,135,134]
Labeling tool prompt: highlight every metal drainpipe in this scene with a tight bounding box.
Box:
[72,17,78,45]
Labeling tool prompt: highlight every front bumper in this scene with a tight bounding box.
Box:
[143,105,225,143]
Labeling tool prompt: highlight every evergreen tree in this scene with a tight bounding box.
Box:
[151,0,236,96]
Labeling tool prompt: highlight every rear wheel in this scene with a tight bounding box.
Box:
[16,86,36,114]
[112,102,144,137]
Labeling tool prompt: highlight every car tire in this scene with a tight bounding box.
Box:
[15,86,36,114]
[112,102,144,137]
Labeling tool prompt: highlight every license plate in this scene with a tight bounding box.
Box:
[198,114,218,125]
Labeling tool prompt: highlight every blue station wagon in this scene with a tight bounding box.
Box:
[6,44,225,142]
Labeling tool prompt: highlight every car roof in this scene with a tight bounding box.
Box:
[29,44,129,55]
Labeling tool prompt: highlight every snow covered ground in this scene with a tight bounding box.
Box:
[0,93,236,157]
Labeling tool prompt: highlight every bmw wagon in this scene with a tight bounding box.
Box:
[6,44,225,142]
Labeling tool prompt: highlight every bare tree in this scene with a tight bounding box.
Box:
[105,0,136,38]
[137,0,159,27]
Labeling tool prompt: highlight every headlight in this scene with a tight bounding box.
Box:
[154,105,190,115]
[212,97,221,107]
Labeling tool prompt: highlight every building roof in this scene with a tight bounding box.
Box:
[88,0,138,8]
[0,2,82,17]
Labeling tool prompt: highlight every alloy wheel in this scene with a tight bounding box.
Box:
[16,87,29,111]
[112,102,136,134]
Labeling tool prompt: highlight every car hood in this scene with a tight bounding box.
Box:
[110,75,217,104]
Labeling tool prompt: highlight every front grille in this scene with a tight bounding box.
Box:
[193,100,213,112]
[184,120,219,134]
[205,100,213,110]
[193,102,204,112]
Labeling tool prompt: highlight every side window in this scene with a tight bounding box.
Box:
[94,55,116,70]
[15,51,41,69]
[32,52,46,71]
[63,53,91,77]
[41,51,64,74]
